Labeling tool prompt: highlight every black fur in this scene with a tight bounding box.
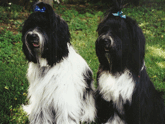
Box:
[126,68,165,124]
[83,69,94,100]
[22,2,70,66]
[95,0,165,123]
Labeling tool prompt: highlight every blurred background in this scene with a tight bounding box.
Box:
[0,0,161,9]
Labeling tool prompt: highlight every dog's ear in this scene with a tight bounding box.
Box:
[22,38,37,63]
[45,16,70,66]
[126,19,145,75]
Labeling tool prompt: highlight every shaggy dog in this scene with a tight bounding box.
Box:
[22,2,96,124]
[95,0,165,124]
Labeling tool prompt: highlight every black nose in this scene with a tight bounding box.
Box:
[104,38,111,49]
[104,38,111,44]
[27,33,39,43]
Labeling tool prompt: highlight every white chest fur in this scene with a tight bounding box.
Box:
[24,45,96,124]
[98,70,135,112]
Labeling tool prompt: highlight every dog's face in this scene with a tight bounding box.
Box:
[24,27,48,57]
[22,2,70,66]
[96,14,145,74]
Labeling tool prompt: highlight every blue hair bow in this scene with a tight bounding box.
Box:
[34,5,46,12]
[112,11,126,19]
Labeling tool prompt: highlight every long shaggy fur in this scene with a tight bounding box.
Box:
[95,0,165,124]
[22,2,96,124]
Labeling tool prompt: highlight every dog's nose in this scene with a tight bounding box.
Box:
[101,34,112,44]
[104,38,112,49]
[104,38,111,44]
[27,33,40,48]
[27,33,39,42]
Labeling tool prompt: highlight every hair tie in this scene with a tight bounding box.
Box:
[34,5,46,12]
[112,11,126,19]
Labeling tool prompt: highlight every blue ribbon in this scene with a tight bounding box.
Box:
[112,11,126,19]
[34,5,46,12]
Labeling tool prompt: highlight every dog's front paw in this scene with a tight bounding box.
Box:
[22,104,31,115]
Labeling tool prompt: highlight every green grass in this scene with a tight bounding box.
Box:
[0,2,165,124]
[0,30,29,123]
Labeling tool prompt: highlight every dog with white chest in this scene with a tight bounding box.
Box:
[22,2,96,124]
[95,0,165,124]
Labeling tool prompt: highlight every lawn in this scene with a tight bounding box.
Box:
[0,1,165,124]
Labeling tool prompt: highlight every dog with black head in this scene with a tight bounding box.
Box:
[22,2,96,124]
[95,0,165,123]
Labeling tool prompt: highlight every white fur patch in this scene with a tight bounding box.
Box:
[106,113,125,124]
[98,70,135,114]
[38,58,48,67]
[24,44,96,124]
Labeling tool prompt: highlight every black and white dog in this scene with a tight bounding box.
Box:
[22,2,96,124]
[95,0,165,124]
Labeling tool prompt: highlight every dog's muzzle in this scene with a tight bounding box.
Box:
[99,35,113,52]
[27,33,40,48]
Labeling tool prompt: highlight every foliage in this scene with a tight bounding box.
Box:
[0,2,165,123]
[0,30,28,123]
